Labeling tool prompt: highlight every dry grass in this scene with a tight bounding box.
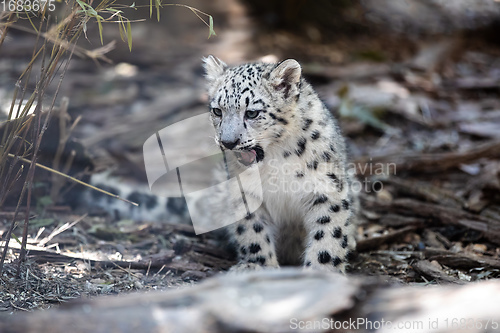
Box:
[0,0,215,276]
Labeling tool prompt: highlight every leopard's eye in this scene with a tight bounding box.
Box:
[245,110,260,119]
[211,108,223,117]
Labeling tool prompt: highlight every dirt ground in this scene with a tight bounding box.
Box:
[1,0,500,313]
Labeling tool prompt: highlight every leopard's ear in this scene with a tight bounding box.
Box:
[269,59,301,99]
[203,55,227,82]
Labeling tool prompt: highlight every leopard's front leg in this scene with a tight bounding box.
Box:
[227,210,279,271]
[302,192,356,273]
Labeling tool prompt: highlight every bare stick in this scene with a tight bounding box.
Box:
[6,153,138,207]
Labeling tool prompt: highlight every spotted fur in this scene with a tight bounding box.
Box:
[203,56,357,273]
[81,171,189,223]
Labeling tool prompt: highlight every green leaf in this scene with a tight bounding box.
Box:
[38,195,53,208]
[126,20,132,51]
[117,15,125,42]
[155,0,161,21]
[12,233,23,247]
[31,218,56,227]
[339,99,398,134]
[76,0,87,11]
[97,17,103,45]
[26,11,39,33]
[87,8,98,17]
[75,0,98,18]
[208,15,216,38]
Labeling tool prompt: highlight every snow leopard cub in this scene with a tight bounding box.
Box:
[203,56,356,272]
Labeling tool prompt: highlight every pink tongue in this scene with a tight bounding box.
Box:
[239,150,257,165]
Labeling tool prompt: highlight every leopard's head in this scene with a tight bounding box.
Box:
[203,56,302,165]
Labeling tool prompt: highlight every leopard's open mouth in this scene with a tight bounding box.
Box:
[235,149,257,166]
[234,146,264,166]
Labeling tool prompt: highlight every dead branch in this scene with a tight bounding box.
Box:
[357,226,419,252]
[424,248,500,270]
[356,140,500,174]
[1,269,500,333]
[368,198,500,244]
[395,199,500,238]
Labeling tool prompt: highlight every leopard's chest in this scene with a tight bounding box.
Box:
[258,155,313,225]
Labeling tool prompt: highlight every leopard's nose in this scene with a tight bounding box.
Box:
[221,138,240,150]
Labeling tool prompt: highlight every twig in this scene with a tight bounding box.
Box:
[356,225,418,252]
[384,177,465,208]
[6,153,138,206]
[38,214,87,247]
[2,23,113,62]
[356,140,500,174]
[18,22,50,276]
[425,248,500,270]
[390,199,500,243]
